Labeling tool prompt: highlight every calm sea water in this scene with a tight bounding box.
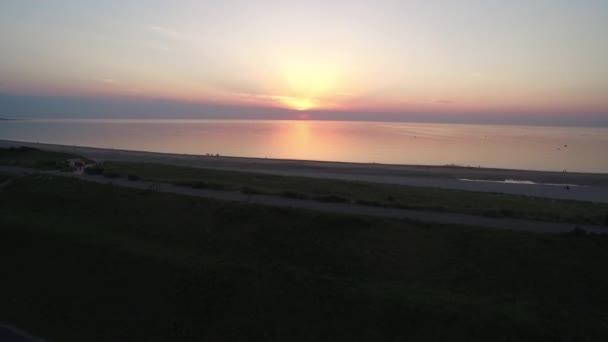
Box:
[1,119,607,173]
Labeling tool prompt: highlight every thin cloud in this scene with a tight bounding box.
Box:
[238,93,319,104]
[144,43,170,52]
[147,25,192,42]
[97,78,117,84]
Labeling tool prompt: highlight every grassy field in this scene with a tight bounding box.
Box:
[2,147,607,225]
[0,171,15,183]
[102,161,608,225]
[1,174,608,341]
[0,146,83,170]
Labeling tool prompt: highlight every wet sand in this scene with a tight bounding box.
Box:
[2,139,608,203]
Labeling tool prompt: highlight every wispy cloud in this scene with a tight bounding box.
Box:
[236,93,317,103]
[231,92,322,109]
[336,92,357,97]
[144,43,170,52]
[96,78,117,84]
[126,87,143,94]
[147,25,192,42]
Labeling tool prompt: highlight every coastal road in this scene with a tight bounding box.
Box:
[1,165,606,234]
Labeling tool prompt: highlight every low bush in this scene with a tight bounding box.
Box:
[8,146,39,152]
[240,186,262,195]
[570,227,588,237]
[355,199,384,207]
[60,166,77,173]
[482,210,502,218]
[190,181,225,190]
[127,174,141,181]
[103,171,120,179]
[281,191,309,200]
[84,166,104,175]
[315,195,349,203]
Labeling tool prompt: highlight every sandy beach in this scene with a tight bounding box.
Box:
[2,139,607,203]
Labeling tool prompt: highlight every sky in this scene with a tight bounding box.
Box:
[0,0,607,124]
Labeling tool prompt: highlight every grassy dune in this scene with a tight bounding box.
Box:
[0,146,83,170]
[0,172,15,182]
[1,147,607,225]
[103,161,608,225]
[1,174,608,341]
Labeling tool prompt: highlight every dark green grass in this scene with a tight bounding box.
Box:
[1,175,608,341]
[103,161,608,225]
[0,146,83,170]
[0,172,16,182]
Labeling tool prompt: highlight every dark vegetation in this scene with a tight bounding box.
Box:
[1,148,607,225]
[1,174,608,341]
[0,146,82,171]
[0,171,15,183]
[127,174,141,181]
[83,166,102,175]
[103,161,608,225]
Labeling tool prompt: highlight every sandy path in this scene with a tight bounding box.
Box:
[2,139,608,203]
[1,165,606,234]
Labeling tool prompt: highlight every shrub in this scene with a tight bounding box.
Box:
[103,171,120,179]
[191,181,210,189]
[482,210,501,218]
[240,186,261,195]
[570,227,588,237]
[281,191,308,200]
[316,195,349,203]
[500,209,515,217]
[9,146,39,152]
[127,174,141,181]
[42,160,61,168]
[60,166,77,173]
[355,199,383,207]
[187,181,226,191]
[84,166,104,175]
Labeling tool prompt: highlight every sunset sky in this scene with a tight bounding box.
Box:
[1,0,607,123]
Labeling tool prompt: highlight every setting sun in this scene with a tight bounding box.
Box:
[280,97,318,111]
[272,59,342,111]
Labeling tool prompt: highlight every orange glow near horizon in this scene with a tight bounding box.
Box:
[2,1,607,121]
[269,59,343,111]
[279,97,318,111]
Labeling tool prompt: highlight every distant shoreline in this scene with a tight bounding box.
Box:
[1,139,608,202]
[1,138,605,175]
[1,116,607,128]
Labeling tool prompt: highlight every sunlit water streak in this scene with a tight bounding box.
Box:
[1,119,607,173]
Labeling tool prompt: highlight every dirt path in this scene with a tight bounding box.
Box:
[1,165,606,234]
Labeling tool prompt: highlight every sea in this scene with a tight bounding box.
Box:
[1,119,607,173]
